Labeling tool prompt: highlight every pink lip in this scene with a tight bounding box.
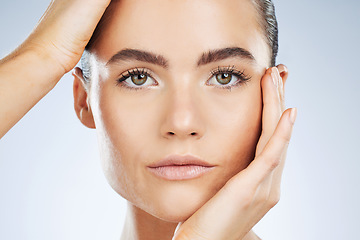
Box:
[147,154,215,180]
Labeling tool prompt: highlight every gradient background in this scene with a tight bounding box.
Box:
[1,0,359,239]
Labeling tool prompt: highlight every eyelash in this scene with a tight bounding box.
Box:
[116,68,156,91]
[116,66,251,91]
[208,65,251,91]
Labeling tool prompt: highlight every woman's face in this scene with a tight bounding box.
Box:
[80,0,270,222]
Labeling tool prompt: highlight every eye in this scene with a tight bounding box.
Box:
[215,73,232,85]
[116,68,157,90]
[131,74,148,85]
[207,66,251,90]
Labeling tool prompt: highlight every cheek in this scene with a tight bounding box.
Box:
[204,82,262,179]
[91,83,155,203]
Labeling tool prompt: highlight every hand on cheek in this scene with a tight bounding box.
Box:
[172,66,297,240]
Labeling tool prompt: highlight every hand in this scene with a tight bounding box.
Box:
[23,0,111,73]
[0,0,110,138]
[172,66,297,240]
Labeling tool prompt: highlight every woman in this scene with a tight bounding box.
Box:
[0,0,297,239]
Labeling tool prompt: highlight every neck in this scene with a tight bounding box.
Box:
[120,202,260,240]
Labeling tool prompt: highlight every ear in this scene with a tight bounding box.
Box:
[73,67,96,129]
[276,64,289,86]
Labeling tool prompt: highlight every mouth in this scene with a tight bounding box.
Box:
[147,154,216,180]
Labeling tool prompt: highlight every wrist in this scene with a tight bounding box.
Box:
[2,43,67,84]
[23,40,68,77]
[0,43,67,93]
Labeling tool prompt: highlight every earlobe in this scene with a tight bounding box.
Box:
[276,64,289,85]
[73,67,96,129]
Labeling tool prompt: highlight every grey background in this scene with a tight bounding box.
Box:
[1,0,359,239]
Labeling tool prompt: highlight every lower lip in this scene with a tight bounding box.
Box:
[147,165,215,180]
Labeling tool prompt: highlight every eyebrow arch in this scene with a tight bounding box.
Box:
[106,47,255,68]
[197,47,256,66]
[106,48,169,68]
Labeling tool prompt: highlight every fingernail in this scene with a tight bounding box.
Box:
[270,68,277,87]
[289,108,297,124]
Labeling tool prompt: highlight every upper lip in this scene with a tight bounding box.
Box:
[148,154,215,168]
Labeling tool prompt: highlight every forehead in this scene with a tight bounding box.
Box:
[92,0,269,68]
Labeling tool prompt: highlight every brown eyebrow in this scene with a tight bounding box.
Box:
[106,48,169,68]
[106,47,255,68]
[197,47,256,66]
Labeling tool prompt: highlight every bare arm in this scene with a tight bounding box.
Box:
[0,43,64,138]
[0,0,110,138]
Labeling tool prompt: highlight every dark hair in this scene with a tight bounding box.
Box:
[251,0,279,67]
[81,0,279,82]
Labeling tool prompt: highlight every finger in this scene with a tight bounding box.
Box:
[245,108,297,186]
[35,0,111,43]
[268,107,297,200]
[254,67,286,201]
[276,64,288,112]
[172,223,183,240]
[28,0,112,73]
[255,67,283,157]
[255,65,288,203]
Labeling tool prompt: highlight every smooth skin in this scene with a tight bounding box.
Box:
[0,0,296,239]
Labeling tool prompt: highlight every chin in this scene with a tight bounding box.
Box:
[141,178,225,223]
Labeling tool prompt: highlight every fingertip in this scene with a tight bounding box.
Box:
[289,108,297,124]
[261,67,276,88]
[276,64,289,84]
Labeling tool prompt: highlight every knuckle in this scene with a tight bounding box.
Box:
[267,192,281,208]
[240,190,257,209]
[255,154,280,173]
[255,192,268,205]
[267,156,281,170]
[280,134,291,145]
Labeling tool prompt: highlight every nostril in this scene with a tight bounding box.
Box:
[167,132,197,136]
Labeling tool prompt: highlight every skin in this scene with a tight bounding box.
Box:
[82,0,265,221]
[0,0,296,239]
[74,0,293,239]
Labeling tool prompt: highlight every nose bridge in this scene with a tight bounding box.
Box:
[161,77,204,139]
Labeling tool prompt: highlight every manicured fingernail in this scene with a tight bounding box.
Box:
[290,108,297,124]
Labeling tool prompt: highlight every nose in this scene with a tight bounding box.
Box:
[160,86,205,140]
